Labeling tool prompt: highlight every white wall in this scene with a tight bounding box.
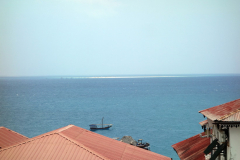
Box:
[228,127,240,160]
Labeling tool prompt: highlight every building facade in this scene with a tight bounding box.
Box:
[173,98,240,160]
[199,99,240,160]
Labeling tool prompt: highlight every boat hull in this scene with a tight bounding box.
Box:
[89,124,112,130]
[90,127,111,130]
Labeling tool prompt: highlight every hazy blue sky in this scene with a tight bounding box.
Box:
[1,0,240,76]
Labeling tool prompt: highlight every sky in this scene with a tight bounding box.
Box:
[0,0,240,77]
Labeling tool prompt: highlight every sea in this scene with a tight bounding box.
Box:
[0,74,240,159]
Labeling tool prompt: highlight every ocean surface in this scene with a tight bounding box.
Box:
[0,75,240,159]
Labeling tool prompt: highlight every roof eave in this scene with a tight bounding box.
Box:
[213,121,240,125]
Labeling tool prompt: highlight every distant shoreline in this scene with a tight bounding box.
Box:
[0,74,240,79]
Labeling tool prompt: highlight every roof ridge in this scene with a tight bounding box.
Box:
[0,125,81,152]
[58,132,109,160]
[56,124,74,133]
[0,126,28,139]
[0,133,53,152]
[120,141,128,159]
[218,108,240,121]
[0,132,108,159]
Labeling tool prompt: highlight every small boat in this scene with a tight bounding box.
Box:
[89,117,112,130]
[136,139,150,150]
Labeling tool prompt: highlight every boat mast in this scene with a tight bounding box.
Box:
[102,117,104,128]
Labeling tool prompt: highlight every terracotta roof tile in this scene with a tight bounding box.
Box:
[0,127,28,149]
[199,98,240,121]
[172,132,210,160]
[219,109,240,121]
[0,132,108,160]
[0,125,171,160]
[199,120,208,126]
[60,125,171,160]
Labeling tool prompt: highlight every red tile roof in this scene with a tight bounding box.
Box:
[172,132,210,160]
[59,125,171,160]
[199,120,208,127]
[222,111,240,121]
[0,133,108,160]
[0,125,171,160]
[0,127,28,149]
[199,98,240,121]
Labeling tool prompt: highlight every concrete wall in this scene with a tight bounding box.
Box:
[228,127,240,160]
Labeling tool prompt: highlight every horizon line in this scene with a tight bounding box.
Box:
[0,74,240,79]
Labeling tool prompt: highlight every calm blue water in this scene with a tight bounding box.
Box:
[0,75,240,159]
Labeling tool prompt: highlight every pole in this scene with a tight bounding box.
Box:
[102,117,104,128]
